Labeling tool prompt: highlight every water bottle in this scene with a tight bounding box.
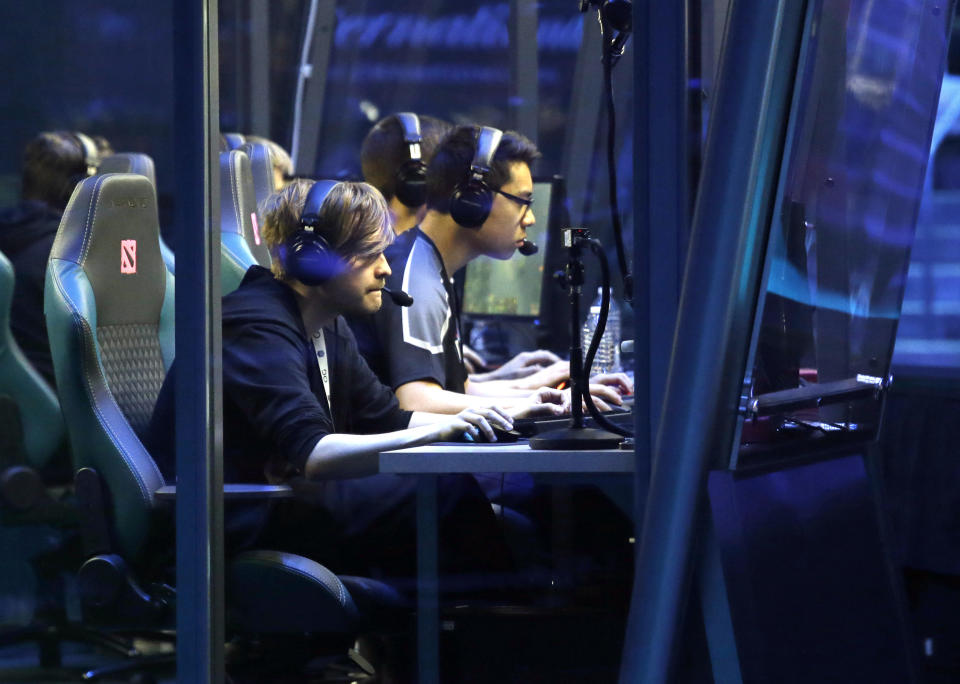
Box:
[581,287,621,374]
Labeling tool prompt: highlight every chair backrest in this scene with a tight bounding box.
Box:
[97,153,175,275]
[238,141,277,211]
[220,149,271,293]
[0,250,65,470]
[45,173,173,559]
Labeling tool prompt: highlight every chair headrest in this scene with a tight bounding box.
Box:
[98,153,157,189]
[220,150,271,267]
[239,142,276,209]
[50,174,167,327]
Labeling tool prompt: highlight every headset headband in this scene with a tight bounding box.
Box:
[300,179,338,230]
[469,126,503,181]
[395,112,423,161]
[72,132,99,176]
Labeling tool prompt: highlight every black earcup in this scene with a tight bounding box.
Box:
[394,159,427,208]
[284,230,345,286]
[450,182,493,229]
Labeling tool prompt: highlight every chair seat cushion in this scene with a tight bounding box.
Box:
[227,549,360,634]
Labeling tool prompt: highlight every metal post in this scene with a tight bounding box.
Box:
[173,0,223,681]
[416,475,440,684]
[233,0,247,132]
[292,0,337,175]
[508,0,540,145]
[249,0,271,136]
[621,0,689,674]
[619,0,806,681]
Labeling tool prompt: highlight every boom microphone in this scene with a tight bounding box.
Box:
[518,239,539,256]
[383,286,414,307]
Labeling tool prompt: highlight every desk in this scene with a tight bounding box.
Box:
[379,443,634,684]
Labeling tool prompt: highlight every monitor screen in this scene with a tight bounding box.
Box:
[735,0,951,463]
[461,180,553,318]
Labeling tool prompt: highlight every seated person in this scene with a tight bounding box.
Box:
[0,130,102,385]
[361,112,452,235]
[147,179,557,579]
[360,113,568,380]
[349,123,630,415]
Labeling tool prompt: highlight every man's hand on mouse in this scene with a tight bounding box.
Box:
[437,405,514,442]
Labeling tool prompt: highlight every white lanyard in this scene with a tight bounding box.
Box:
[312,330,331,413]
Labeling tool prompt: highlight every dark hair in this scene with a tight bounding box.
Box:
[360,114,452,201]
[21,131,90,211]
[425,125,540,214]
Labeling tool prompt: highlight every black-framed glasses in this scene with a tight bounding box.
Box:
[495,188,534,215]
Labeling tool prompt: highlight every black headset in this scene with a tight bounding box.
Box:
[393,112,427,208]
[58,131,99,204]
[284,179,347,286]
[70,132,99,176]
[449,126,503,229]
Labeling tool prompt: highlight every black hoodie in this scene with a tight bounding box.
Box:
[147,265,412,484]
[0,201,61,386]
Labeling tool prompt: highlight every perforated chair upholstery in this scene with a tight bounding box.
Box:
[238,141,277,211]
[0,251,65,470]
[98,153,175,275]
[44,174,173,559]
[220,149,271,294]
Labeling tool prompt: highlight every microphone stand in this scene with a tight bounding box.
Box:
[530,228,623,450]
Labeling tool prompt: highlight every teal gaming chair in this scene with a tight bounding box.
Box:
[239,140,278,210]
[97,152,176,275]
[0,250,67,503]
[220,148,272,294]
[45,173,399,679]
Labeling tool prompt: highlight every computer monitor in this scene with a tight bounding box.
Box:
[461,176,565,319]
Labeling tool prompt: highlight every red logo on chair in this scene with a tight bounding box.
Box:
[251,212,262,245]
[120,240,137,274]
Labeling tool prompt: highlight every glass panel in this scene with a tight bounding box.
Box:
[741,0,951,450]
[0,0,185,678]
[215,1,640,681]
[892,71,960,374]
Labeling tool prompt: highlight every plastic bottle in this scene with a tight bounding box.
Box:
[581,287,621,374]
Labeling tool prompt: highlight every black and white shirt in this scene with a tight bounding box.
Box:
[349,226,468,393]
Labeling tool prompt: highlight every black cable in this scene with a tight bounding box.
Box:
[581,238,632,438]
[599,8,633,305]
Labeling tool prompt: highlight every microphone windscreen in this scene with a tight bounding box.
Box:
[383,287,414,307]
[518,239,538,256]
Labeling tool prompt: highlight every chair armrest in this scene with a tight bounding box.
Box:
[153,483,294,502]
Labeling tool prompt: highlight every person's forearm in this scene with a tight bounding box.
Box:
[465,378,533,398]
[397,381,525,414]
[304,425,443,480]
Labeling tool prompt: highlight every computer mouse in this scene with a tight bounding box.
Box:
[463,425,522,443]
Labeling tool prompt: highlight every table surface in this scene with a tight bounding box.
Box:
[379,443,635,474]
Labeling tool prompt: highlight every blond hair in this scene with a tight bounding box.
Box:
[259,179,394,280]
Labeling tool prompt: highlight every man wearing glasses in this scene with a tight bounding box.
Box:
[349,124,629,417]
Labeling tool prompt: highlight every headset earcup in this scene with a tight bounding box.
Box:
[450,183,493,229]
[394,160,427,208]
[284,230,345,286]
